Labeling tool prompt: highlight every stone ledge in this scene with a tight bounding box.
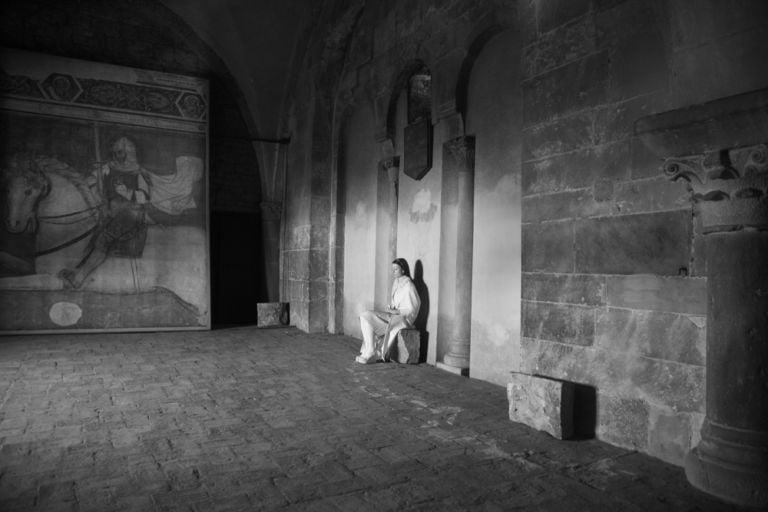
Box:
[635,87,768,157]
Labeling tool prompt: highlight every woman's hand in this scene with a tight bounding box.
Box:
[115,183,132,200]
[386,307,399,315]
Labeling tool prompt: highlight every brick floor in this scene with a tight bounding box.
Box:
[0,326,752,511]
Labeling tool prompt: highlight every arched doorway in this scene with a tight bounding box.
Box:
[464,29,523,383]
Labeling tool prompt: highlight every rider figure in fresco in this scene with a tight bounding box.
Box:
[59,136,150,289]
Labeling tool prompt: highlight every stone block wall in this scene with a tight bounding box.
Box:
[519,0,697,463]
[517,0,766,465]
[282,85,311,327]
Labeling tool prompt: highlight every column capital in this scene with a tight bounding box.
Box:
[664,144,768,232]
[443,135,475,174]
[378,155,400,170]
[259,201,282,221]
[379,156,400,182]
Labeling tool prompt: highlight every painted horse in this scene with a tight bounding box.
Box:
[0,154,208,320]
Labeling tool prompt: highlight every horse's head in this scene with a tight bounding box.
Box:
[2,155,50,234]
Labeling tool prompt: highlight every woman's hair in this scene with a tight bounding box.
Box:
[392,258,411,278]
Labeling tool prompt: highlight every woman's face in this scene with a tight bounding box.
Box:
[392,263,404,278]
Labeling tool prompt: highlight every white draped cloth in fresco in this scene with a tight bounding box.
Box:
[358,275,421,362]
[147,156,203,215]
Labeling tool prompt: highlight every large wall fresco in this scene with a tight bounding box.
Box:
[0,49,209,332]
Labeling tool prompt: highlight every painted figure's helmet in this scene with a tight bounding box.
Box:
[110,137,140,172]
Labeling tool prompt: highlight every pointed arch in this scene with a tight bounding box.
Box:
[455,25,509,130]
[462,27,524,384]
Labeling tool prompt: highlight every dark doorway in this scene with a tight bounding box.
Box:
[210,210,265,326]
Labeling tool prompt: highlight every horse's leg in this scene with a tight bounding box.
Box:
[61,207,143,288]
[60,241,108,289]
[60,222,114,289]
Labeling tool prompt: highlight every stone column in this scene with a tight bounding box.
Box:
[259,201,282,302]
[663,147,768,507]
[437,136,474,376]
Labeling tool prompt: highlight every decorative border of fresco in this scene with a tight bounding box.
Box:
[1,51,207,120]
[0,48,207,133]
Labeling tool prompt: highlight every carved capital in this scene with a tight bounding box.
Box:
[379,155,400,170]
[443,135,475,175]
[379,156,400,183]
[259,201,282,222]
[665,144,768,232]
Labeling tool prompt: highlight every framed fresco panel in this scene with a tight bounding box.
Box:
[403,119,432,181]
[0,48,210,332]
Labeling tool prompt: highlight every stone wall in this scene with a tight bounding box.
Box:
[517,0,767,465]
[280,0,768,466]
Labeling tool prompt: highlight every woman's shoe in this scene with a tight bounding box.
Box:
[355,354,378,364]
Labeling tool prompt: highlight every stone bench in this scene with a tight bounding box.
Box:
[394,328,421,364]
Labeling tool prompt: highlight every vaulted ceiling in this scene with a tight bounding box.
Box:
[1,0,340,208]
[159,0,323,141]
[1,0,328,142]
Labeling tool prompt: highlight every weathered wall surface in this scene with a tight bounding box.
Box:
[281,0,768,466]
[282,77,314,329]
[466,30,523,384]
[393,91,444,364]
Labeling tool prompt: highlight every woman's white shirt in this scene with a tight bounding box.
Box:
[391,276,420,327]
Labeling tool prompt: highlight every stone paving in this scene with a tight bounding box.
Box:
[0,326,753,511]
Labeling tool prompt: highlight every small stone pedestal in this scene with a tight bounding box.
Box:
[257,302,289,327]
[394,329,420,364]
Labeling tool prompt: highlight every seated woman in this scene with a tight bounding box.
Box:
[357,258,421,364]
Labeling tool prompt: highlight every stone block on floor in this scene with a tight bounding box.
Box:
[395,329,420,364]
[507,372,575,439]
[257,302,289,327]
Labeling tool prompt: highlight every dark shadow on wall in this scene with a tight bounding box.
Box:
[210,210,266,326]
[413,259,430,363]
[572,384,597,440]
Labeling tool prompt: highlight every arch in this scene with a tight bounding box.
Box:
[455,25,510,130]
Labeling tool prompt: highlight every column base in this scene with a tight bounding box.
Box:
[436,361,468,376]
[685,423,768,508]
